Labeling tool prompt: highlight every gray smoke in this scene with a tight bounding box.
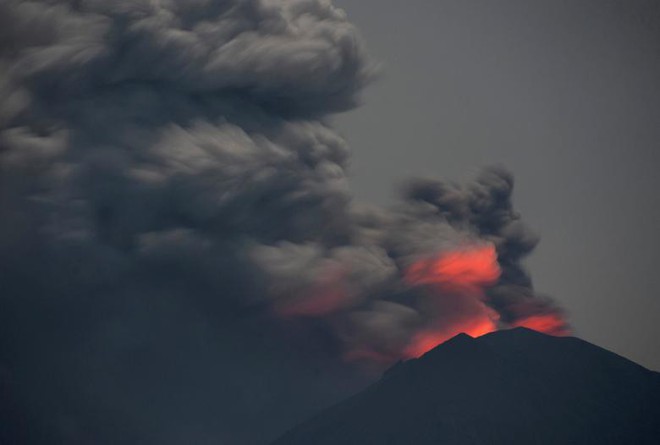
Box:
[0,1,567,443]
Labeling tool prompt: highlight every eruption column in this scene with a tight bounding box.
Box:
[402,244,501,357]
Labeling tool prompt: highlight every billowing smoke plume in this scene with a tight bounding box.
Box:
[0,0,568,442]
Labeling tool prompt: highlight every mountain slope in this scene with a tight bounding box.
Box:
[272,328,660,445]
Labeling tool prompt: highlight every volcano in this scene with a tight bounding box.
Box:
[272,328,660,445]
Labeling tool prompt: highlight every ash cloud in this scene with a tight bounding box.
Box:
[0,1,567,443]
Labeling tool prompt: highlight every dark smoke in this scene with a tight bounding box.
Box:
[0,0,567,443]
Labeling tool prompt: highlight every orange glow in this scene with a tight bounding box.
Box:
[279,243,511,363]
[403,316,496,359]
[512,314,571,336]
[399,244,503,358]
[405,244,501,294]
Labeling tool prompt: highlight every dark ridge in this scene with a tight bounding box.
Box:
[272,328,660,445]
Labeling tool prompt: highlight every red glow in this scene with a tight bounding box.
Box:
[512,314,571,336]
[399,244,502,358]
[280,243,510,363]
[405,244,501,294]
[403,316,496,359]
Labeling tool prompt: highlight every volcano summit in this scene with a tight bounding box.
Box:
[273,328,660,445]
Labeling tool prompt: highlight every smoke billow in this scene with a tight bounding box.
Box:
[0,0,568,443]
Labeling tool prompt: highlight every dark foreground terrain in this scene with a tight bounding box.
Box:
[273,328,660,445]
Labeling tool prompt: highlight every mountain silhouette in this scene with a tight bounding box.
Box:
[272,328,660,444]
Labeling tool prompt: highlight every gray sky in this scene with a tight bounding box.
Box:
[334,0,660,369]
[2,2,659,443]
